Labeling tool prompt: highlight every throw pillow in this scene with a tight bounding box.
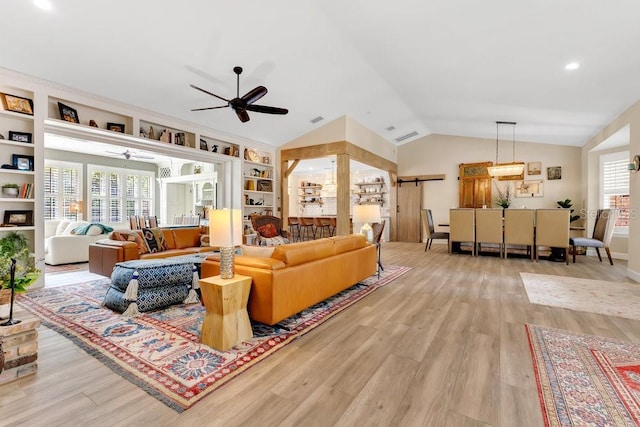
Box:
[55,220,71,236]
[200,234,210,247]
[141,227,167,253]
[257,223,279,238]
[115,231,148,255]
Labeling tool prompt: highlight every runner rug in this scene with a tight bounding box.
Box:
[18,265,411,412]
[526,324,640,426]
[520,272,640,321]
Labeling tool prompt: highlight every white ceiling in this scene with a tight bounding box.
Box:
[2,1,640,149]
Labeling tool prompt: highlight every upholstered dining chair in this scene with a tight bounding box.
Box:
[503,209,535,261]
[570,209,619,265]
[449,208,475,255]
[421,209,449,251]
[535,209,570,264]
[475,208,504,257]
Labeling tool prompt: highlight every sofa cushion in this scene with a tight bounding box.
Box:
[172,227,201,249]
[113,230,148,255]
[63,221,87,235]
[55,220,71,236]
[241,244,275,258]
[331,234,367,255]
[142,227,167,253]
[162,229,176,249]
[271,238,335,267]
[45,220,60,238]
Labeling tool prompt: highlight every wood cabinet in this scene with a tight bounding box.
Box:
[459,162,492,208]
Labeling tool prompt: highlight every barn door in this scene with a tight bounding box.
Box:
[396,182,422,242]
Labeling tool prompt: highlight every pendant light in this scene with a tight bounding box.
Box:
[322,160,337,196]
[487,121,525,177]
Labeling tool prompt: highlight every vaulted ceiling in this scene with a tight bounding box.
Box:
[2,0,640,148]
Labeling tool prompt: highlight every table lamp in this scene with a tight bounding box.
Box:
[209,208,242,279]
[352,204,381,243]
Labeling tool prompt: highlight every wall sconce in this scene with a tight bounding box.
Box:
[629,155,640,173]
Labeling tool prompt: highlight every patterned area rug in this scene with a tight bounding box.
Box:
[520,272,640,321]
[18,265,411,412]
[526,324,640,426]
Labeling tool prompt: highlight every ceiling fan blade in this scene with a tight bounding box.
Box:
[246,104,289,115]
[236,109,250,123]
[189,84,230,104]
[241,86,267,105]
[191,105,228,111]
[132,154,154,160]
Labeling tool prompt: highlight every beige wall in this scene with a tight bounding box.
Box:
[398,134,582,234]
[582,99,640,278]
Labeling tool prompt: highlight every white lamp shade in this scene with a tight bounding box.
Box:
[352,204,381,224]
[209,208,242,247]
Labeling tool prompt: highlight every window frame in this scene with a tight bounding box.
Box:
[599,150,629,235]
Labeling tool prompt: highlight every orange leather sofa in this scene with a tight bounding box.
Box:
[89,226,212,276]
[201,234,376,325]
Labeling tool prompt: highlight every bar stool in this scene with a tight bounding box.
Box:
[314,217,331,239]
[288,217,301,242]
[329,217,337,236]
[299,217,315,241]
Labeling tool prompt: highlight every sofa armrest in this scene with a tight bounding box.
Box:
[89,240,140,276]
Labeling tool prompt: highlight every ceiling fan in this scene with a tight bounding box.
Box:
[190,66,288,123]
[107,149,154,160]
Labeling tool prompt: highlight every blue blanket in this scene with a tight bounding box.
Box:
[71,223,114,235]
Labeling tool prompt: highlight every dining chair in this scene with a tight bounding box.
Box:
[475,208,504,257]
[449,208,475,255]
[421,209,449,251]
[147,216,158,228]
[137,215,146,229]
[535,209,570,264]
[570,209,619,265]
[128,216,140,230]
[503,209,535,261]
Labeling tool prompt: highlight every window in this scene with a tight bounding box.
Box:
[44,160,82,220]
[88,165,154,223]
[600,151,629,230]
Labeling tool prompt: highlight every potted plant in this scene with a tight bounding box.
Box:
[556,198,581,222]
[0,232,40,315]
[2,183,20,198]
[494,183,512,208]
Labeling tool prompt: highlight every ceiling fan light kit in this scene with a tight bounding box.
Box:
[487,121,525,177]
[190,66,288,123]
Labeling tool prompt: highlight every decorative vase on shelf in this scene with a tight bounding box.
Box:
[2,186,19,198]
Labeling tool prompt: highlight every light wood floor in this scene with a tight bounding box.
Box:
[2,243,639,426]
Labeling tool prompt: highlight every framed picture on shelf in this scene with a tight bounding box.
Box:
[58,102,80,123]
[12,154,34,171]
[175,132,185,146]
[8,131,33,144]
[3,210,34,226]
[257,179,272,192]
[1,93,34,115]
[199,138,208,150]
[106,122,125,133]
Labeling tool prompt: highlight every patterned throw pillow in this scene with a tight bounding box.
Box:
[115,231,148,255]
[200,234,210,247]
[141,227,167,253]
[259,235,289,246]
[257,223,279,238]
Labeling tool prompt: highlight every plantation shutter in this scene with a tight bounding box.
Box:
[601,152,629,227]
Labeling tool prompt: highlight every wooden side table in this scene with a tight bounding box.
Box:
[199,274,253,351]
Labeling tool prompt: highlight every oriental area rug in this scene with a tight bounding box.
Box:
[18,265,410,412]
[526,324,640,426]
[520,272,640,321]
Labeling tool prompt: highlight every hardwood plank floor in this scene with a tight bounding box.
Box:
[2,242,639,426]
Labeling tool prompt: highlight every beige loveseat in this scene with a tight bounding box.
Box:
[201,234,377,325]
[88,226,212,276]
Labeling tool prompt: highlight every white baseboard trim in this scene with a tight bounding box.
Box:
[625,268,640,282]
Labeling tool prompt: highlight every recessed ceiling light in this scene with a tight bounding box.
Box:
[565,62,580,71]
[34,0,52,10]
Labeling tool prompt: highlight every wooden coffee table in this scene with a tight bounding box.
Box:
[199,274,252,351]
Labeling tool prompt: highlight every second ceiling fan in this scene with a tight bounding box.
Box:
[190,66,288,123]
